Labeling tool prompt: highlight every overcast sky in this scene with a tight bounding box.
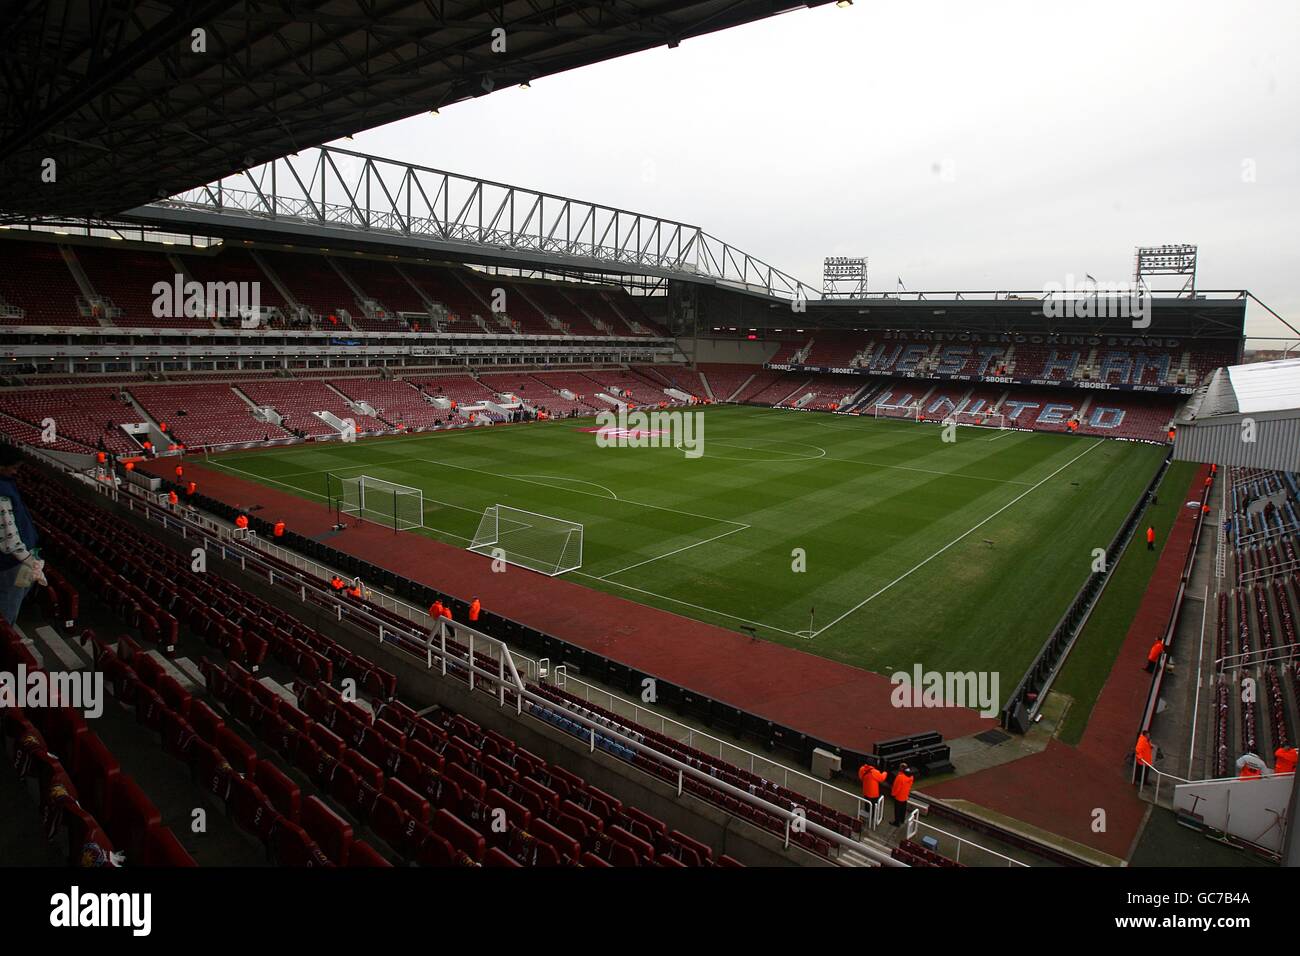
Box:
[336,0,1299,345]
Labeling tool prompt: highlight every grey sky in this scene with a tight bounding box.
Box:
[337,0,1299,344]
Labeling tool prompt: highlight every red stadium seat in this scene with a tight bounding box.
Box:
[254,760,301,821]
[302,795,353,865]
[347,839,392,867]
[140,824,198,866]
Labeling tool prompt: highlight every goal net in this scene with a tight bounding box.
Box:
[871,402,920,421]
[944,410,1008,430]
[339,475,424,531]
[468,505,583,576]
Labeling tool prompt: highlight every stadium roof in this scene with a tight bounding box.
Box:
[1173,358,1300,471]
[0,0,830,221]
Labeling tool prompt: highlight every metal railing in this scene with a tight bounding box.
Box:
[91,472,901,865]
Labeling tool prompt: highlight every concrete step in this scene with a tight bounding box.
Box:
[33,625,90,671]
[144,649,199,691]
[257,675,299,707]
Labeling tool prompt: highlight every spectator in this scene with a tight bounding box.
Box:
[0,445,44,625]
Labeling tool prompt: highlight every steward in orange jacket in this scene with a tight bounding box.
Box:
[1276,746,1298,775]
[1146,526,1156,551]
[1135,732,1154,769]
[858,763,887,800]
[1145,639,1164,673]
[469,598,481,623]
[890,766,915,826]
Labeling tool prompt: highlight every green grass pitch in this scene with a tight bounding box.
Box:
[206,404,1165,695]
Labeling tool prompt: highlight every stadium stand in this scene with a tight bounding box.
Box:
[0,239,95,326]
[257,251,360,329]
[131,383,292,447]
[73,246,212,330]
[180,249,293,326]
[334,258,428,331]
[329,379,443,430]
[240,380,387,438]
[1208,467,1300,779]
[0,387,144,454]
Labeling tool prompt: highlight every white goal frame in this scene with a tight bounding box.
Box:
[944,410,1009,430]
[339,475,424,531]
[871,402,920,421]
[468,504,583,576]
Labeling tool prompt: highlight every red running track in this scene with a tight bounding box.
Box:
[926,464,1211,858]
[145,457,992,752]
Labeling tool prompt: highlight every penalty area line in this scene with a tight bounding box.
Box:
[595,524,750,580]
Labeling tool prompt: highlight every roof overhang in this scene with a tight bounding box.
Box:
[0,0,832,220]
[1173,358,1300,471]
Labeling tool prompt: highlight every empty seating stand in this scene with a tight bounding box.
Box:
[14,473,748,868]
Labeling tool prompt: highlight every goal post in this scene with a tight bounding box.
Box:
[945,410,1008,430]
[338,475,424,531]
[871,402,920,421]
[468,504,583,576]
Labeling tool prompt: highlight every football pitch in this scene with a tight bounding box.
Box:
[206,404,1166,690]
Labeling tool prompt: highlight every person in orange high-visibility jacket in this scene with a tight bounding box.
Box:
[1135,732,1155,783]
[234,514,249,530]
[1204,475,1213,488]
[186,480,196,496]
[1145,639,1164,673]
[858,762,887,799]
[1135,732,1154,767]
[469,598,481,623]
[330,575,345,592]
[167,490,178,506]
[348,584,363,599]
[1146,526,1156,551]
[890,765,915,826]
[1239,764,1263,780]
[1276,745,1298,775]
[858,762,888,826]
[440,605,452,620]
[429,600,444,619]
[175,465,184,479]
[96,452,107,465]
[273,520,285,538]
